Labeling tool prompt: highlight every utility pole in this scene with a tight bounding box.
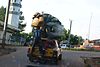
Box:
[2,0,11,48]
[88,13,93,40]
[68,19,72,49]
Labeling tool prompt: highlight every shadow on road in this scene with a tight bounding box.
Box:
[26,65,40,67]
[26,60,66,67]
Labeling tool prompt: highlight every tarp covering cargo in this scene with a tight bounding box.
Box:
[32,13,65,39]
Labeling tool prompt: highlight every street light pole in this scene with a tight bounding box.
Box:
[2,0,11,48]
[88,13,93,40]
[68,19,72,49]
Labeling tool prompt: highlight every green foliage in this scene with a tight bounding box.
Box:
[11,10,26,42]
[58,28,67,41]
[67,34,83,45]
[18,5,25,32]
[62,28,84,45]
[19,23,26,31]
[19,15,24,20]
[0,6,6,22]
[11,11,27,43]
[26,32,33,42]
[64,29,69,40]
[18,12,26,32]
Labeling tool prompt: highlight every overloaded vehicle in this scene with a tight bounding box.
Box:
[27,38,62,64]
[27,12,64,64]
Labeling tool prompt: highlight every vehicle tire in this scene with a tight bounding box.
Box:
[29,57,34,62]
[55,59,58,65]
[53,58,58,65]
[39,58,46,64]
[59,54,62,60]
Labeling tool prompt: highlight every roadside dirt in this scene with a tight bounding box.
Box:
[0,46,16,56]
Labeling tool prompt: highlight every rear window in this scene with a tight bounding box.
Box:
[43,40,56,48]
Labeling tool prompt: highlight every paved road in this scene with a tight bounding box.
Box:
[0,47,100,67]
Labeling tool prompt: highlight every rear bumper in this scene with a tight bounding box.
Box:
[27,53,57,59]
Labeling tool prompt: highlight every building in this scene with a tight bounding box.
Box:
[92,39,100,50]
[0,21,20,44]
[0,0,22,44]
[93,39,100,46]
[8,0,22,28]
[82,39,100,50]
[83,39,100,46]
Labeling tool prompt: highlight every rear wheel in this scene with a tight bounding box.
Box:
[52,57,58,65]
[55,58,59,64]
[39,58,46,64]
[29,57,34,62]
[58,54,62,60]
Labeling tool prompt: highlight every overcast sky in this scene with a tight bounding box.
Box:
[0,0,100,40]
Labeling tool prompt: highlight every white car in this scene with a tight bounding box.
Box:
[60,43,67,48]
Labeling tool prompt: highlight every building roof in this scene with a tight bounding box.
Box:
[93,39,100,41]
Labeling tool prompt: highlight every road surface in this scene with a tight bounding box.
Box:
[0,47,100,67]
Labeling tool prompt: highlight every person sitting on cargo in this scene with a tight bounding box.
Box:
[33,27,42,42]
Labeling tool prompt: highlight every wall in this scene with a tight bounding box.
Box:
[0,31,12,44]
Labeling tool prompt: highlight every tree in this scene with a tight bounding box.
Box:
[0,5,27,46]
[18,12,26,32]
[63,28,84,46]
[11,12,27,44]
[59,28,68,41]
[78,36,84,45]
[0,6,6,22]
[10,10,27,45]
[68,34,84,45]
[26,32,33,42]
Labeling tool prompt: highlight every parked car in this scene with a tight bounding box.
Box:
[60,43,67,48]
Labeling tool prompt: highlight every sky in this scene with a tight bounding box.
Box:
[0,0,100,40]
